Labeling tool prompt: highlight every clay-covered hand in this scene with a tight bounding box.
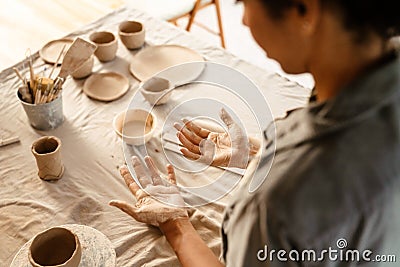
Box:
[109,156,188,227]
[174,108,259,169]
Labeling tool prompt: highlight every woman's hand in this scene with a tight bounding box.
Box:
[109,156,188,227]
[174,108,259,169]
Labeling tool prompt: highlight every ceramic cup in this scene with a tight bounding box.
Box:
[29,227,81,267]
[118,20,145,49]
[89,31,118,62]
[113,109,157,145]
[71,55,94,79]
[31,136,64,181]
[140,77,173,106]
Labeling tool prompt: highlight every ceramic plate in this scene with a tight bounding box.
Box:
[83,72,129,102]
[10,224,116,267]
[39,38,74,64]
[129,45,204,81]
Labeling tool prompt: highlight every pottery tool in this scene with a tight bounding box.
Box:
[42,87,50,103]
[0,137,20,147]
[48,44,66,79]
[18,85,33,103]
[34,90,41,104]
[36,77,53,104]
[58,38,97,80]
[162,138,245,176]
[26,49,35,89]
[40,81,52,104]
[52,87,63,100]
[48,77,63,101]
[34,78,42,104]
[41,66,47,77]
[13,68,25,84]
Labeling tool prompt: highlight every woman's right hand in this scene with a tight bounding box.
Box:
[109,156,188,227]
[174,108,259,169]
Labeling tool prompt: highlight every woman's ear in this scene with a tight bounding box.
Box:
[295,0,321,36]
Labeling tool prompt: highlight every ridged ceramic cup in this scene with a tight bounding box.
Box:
[31,136,64,181]
[28,227,81,267]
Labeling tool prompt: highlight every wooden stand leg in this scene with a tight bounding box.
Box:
[186,1,201,31]
[214,0,226,48]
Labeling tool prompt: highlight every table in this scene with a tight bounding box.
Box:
[0,6,311,266]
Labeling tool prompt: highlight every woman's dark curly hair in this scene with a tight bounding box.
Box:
[261,0,400,40]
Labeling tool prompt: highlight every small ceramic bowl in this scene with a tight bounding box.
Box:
[113,109,157,145]
[29,227,81,267]
[71,55,94,79]
[140,77,173,106]
[119,20,145,49]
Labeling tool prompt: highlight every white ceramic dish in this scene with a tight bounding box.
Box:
[129,45,204,81]
[113,109,157,146]
[83,72,129,102]
[39,39,73,64]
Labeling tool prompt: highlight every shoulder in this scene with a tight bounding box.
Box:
[261,116,400,246]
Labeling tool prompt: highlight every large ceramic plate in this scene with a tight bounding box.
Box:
[10,224,116,267]
[39,38,73,64]
[129,45,204,81]
[83,72,129,102]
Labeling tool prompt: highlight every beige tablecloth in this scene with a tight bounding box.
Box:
[0,6,311,266]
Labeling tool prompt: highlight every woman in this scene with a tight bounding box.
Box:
[110,0,400,266]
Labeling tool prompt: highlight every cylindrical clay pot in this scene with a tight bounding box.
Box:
[89,31,118,62]
[31,136,64,181]
[29,227,81,267]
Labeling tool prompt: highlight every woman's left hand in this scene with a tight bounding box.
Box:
[174,108,257,169]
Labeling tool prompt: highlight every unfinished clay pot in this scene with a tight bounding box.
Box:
[71,55,94,79]
[28,227,81,267]
[119,21,145,49]
[89,31,118,62]
[140,77,173,105]
[31,136,64,181]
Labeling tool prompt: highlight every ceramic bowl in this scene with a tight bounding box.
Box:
[89,31,118,62]
[119,21,145,49]
[28,227,81,267]
[140,77,173,106]
[113,109,157,145]
[71,55,94,79]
